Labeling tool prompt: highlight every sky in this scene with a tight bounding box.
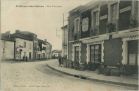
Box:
[1,0,95,50]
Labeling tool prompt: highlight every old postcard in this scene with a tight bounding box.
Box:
[0,0,139,91]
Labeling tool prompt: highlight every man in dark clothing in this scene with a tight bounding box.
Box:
[58,56,62,66]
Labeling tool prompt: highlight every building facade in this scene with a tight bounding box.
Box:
[15,38,33,60]
[61,25,68,58]
[68,0,139,75]
[13,30,34,60]
[1,30,52,61]
[37,39,52,60]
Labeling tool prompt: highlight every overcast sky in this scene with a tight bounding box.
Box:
[1,0,95,50]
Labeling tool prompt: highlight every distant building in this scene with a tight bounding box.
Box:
[1,30,52,61]
[45,40,52,59]
[51,50,62,58]
[61,25,68,58]
[13,30,34,61]
[37,39,52,60]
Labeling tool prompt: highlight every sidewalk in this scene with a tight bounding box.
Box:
[46,59,138,87]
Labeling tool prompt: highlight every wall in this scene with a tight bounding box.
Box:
[1,40,14,60]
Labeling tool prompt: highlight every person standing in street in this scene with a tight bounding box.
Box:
[58,55,61,66]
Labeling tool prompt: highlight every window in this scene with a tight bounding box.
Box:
[90,44,101,63]
[93,11,99,27]
[82,17,89,32]
[100,4,108,16]
[92,11,99,27]
[110,3,118,23]
[24,42,26,48]
[74,18,80,34]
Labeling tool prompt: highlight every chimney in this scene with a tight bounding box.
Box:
[44,39,47,42]
[16,30,20,33]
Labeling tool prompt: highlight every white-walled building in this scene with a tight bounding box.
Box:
[1,40,15,60]
[15,38,33,60]
[37,39,52,59]
[12,30,34,61]
[1,30,52,61]
[1,32,15,60]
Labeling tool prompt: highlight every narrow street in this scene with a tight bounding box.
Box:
[1,60,137,91]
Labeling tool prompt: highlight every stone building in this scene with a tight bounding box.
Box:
[68,0,139,75]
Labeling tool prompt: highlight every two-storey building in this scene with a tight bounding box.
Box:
[37,39,52,60]
[13,30,34,61]
[68,0,139,75]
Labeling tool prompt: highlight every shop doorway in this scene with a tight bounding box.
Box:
[127,40,138,74]
[74,46,80,62]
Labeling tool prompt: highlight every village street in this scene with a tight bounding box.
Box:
[1,60,137,91]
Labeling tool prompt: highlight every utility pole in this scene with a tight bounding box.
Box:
[63,13,64,27]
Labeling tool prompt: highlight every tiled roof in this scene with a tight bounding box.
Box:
[1,33,15,42]
[12,32,34,41]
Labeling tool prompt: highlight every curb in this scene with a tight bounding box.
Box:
[46,64,138,88]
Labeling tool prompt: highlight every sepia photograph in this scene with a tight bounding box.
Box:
[0,0,139,91]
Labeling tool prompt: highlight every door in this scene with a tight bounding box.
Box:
[127,40,138,74]
[29,52,31,59]
[128,40,138,65]
[74,46,79,62]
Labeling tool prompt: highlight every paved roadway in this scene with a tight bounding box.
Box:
[0,60,137,91]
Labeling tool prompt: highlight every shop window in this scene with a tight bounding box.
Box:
[90,44,101,63]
